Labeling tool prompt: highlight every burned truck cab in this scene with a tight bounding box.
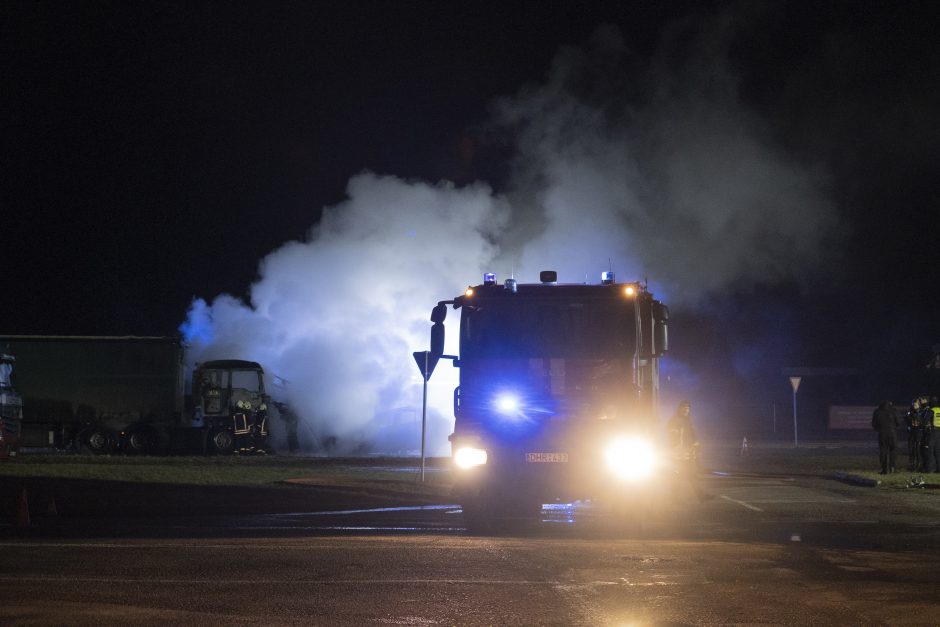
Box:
[428,271,669,532]
[192,360,269,454]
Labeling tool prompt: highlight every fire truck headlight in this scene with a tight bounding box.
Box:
[604,436,658,481]
[454,446,488,469]
[494,393,520,414]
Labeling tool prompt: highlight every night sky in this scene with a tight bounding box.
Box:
[3,1,940,425]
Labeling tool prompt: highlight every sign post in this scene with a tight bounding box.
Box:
[789,376,802,447]
[412,351,439,482]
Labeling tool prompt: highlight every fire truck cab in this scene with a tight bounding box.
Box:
[428,271,669,532]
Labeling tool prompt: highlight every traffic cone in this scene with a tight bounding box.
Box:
[15,488,30,527]
[740,436,749,456]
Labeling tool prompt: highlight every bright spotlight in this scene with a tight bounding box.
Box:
[454,446,487,469]
[495,393,519,414]
[604,436,658,481]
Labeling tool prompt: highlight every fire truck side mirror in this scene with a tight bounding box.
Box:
[430,304,447,356]
[430,304,447,324]
[431,322,445,356]
[653,302,669,357]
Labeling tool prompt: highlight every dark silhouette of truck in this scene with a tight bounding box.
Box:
[0,336,269,455]
[0,348,23,457]
[424,271,669,532]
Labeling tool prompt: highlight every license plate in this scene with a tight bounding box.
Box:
[526,452,568,463]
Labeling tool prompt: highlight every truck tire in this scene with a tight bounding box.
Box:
[125,428,157,455]
[85,428,115,455]
[606,495,651,538]
[460,496,496,535]
[461,489,540,535]
[207,428,235,454]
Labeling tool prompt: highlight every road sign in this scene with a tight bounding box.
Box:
[789,376,802,447]
[413,351,439,381]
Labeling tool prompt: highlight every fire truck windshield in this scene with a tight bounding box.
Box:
[460,299,636,360]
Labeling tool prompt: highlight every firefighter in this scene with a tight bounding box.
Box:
[666,400,711,502]
[274,401,299,453]
[871,401,898,474]
[906,398,925,471]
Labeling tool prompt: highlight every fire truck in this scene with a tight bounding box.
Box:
[426,270,669,532]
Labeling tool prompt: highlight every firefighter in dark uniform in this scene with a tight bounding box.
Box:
[274,401,299,453]
[906,398,925,471]
[666,400,711,502]
[871,401,899,474]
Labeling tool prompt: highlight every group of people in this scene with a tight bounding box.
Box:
[872,397,940,474]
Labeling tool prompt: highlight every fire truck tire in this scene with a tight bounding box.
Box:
[125,428,157,455]
[84,428,116,455]
[606,497,649,538]
[207,428,235,454]
[460,496,496,535]
[461,490,540,535]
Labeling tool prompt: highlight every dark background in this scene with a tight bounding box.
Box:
[3,1,939,430]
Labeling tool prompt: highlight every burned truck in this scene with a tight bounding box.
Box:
[0,336,269,455]
[426,271,669,532]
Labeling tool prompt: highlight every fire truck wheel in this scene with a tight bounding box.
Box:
[207,428,235,454]
[606,497,650,538]
[460,496,495,535]
[461,490,540,535]
[85,428,115,455]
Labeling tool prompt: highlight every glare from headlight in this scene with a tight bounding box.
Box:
[494,393,519,414]
[604,436,658,481]
[454,446,488,469]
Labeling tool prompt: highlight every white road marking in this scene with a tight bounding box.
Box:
[0,575,559,586]
[720,495,764,512]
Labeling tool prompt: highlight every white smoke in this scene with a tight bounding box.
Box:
[182,19,838,454]
[184,175,507,454]
[492,23,836,302]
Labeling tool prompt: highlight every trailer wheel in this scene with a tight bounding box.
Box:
[207,428,235,454]
[125,428,156,455]
[85,428,115,455]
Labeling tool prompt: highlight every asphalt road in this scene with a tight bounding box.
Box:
[3,471,940,625]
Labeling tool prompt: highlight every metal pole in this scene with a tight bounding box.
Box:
[792,389,798,447]
[773,402,777,434]
[420,352,428,483]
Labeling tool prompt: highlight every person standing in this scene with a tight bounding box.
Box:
[666,400,711,502]
[274,402,300,454]
[924,398,940,473]
[871,401,899,474]
[906,399,925,471]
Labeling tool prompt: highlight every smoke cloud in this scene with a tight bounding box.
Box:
[182,18,838,454]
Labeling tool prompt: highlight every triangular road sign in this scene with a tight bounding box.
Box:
[413,351,440,380]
